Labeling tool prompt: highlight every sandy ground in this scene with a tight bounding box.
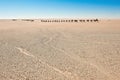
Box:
[0,19,120,80]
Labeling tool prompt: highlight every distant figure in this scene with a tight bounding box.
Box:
[71,20,74,22]
[90,20,93,22]
[31,20,34,22]
[65,20,67,22]
[74,20,78,22]
[22,19,34,22]
[94,19,99,22]
[12,19,17,21]
[86,20,89,22]
[79,20,82,22]
[83,20,85,22]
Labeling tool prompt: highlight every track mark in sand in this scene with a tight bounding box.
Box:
[15,47,35,58]
[15,47,78,80]
[39,59,79,80]
[43,34,59,44]
[42,34,119,80]
[50,46,119,80]
[43,36,80,80]
[44,37,53,44]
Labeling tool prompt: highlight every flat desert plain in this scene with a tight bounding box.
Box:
[0,19,120,80]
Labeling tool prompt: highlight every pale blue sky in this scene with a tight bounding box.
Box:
[0,0,120,19]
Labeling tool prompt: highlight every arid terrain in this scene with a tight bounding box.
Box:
[0,19,120,80]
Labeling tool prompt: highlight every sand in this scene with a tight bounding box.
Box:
[0,19,120,80]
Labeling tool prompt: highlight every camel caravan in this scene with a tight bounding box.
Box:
[40,19,99,23]
[12,19,99,23]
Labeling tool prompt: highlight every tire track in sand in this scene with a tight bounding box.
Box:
[15,47,78,80]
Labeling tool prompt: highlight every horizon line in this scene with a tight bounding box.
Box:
[0,17,120,20]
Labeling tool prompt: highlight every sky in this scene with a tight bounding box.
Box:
[0,0,120,19]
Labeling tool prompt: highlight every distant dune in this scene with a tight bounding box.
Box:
[0,19,120,80]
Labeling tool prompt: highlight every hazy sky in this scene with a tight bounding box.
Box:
[0,0,120,19]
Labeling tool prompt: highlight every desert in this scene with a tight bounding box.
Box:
[0,19,120,80]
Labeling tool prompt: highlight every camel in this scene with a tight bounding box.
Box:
[94,19,99,22]
[12,19,17,21]
[86,20,89,22]
[90,20,93,22]
[74,20,78,22]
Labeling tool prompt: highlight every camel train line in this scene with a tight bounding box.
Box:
[12,19,99,22]
[40,19,99,23]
